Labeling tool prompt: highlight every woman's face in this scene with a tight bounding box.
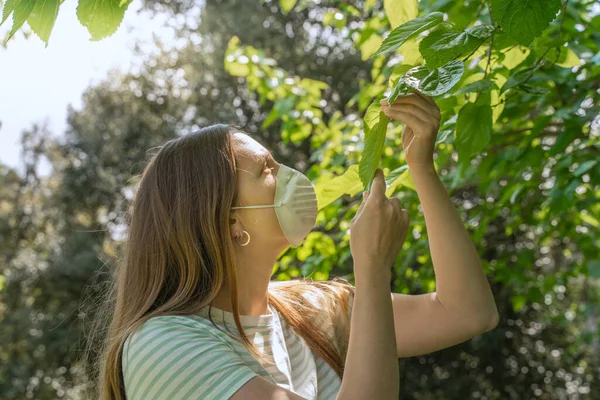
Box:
[230,132,288,247]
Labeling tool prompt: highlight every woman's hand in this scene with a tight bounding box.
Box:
[350,169,410,282]
[380,91,441,167]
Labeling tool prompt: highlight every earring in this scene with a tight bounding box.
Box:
[234,230,251,246]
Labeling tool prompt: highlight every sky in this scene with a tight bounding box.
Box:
[0,0,174,174]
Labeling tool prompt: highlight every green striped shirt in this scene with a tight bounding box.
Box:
[122,297,352,400]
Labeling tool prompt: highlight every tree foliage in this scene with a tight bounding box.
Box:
[0,0,599,399]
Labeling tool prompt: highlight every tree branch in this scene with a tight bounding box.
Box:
[558,0,570,37]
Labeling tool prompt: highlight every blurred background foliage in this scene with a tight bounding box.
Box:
[0,0,599,399]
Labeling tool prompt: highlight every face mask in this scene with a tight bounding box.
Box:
[231,163,318,247]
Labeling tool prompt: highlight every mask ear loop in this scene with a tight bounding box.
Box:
[235,167,257,177]
[230,167,259,211]
[231,167,280,210]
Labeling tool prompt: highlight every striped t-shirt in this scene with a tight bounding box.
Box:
[121,297,352,400]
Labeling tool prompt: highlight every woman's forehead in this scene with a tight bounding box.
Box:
[233,133,269,162]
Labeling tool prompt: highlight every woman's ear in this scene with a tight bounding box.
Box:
[229,216,243,237]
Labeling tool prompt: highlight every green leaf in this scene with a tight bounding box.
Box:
[359,111,390,191]
[289,123,312,143]
[224,36,251,76]
[516,83,550,95]
[384,165,409,187]
[499,45,531,69]
[511,293,527,312]
[388,63,414,88]
[274,96,295,115]
[388,64,414,104]
[390,65,429,100]
[364,101,383,131]
[314,165,363,210]
[501,66,536,94]
[580,212,600,228]
[389,61,464,100]
[573,160,597,177]
[5,0,36,42]
[364,0,377,13]
[280,0,297,14]
[76,0,132,41]
[455,94,493,163]
[1,0,16,25]
[419,25,493,69]
[27,0,59,46]
[435,129,454,145]
[261,108,279,129]
[388,78,411,104]
[384,165,416,195]
[419,60,465,96]
[371,12,444,58]
[509,184,523,205]
[227,62,250,76]
[555,47,582,68]
[465,24,496,40]
[384,0,418,29]
[322,11,334,26]
[400,36,423,64]
[360,33,383,61]
[454,79,495,95]
[419,29,463,68]
[491,0,561,46]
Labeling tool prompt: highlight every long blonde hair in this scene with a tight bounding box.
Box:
[82,124,355,399]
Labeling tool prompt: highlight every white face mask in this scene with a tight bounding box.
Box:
[231,163,318,247]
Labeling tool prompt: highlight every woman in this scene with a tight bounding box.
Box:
[95,92,499,400]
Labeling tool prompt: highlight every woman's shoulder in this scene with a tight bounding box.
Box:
[120,314,260,400]
[134,313,210,330]
[124,313,226,349]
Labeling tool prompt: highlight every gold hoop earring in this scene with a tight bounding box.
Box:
[235,230,251,246]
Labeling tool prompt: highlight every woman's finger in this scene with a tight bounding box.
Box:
[390,197,403,218]
[370,168,386,201]
[386,96,440,119]
[384,100,438,124]
[411,90,439,110]
[383,106,437,129]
